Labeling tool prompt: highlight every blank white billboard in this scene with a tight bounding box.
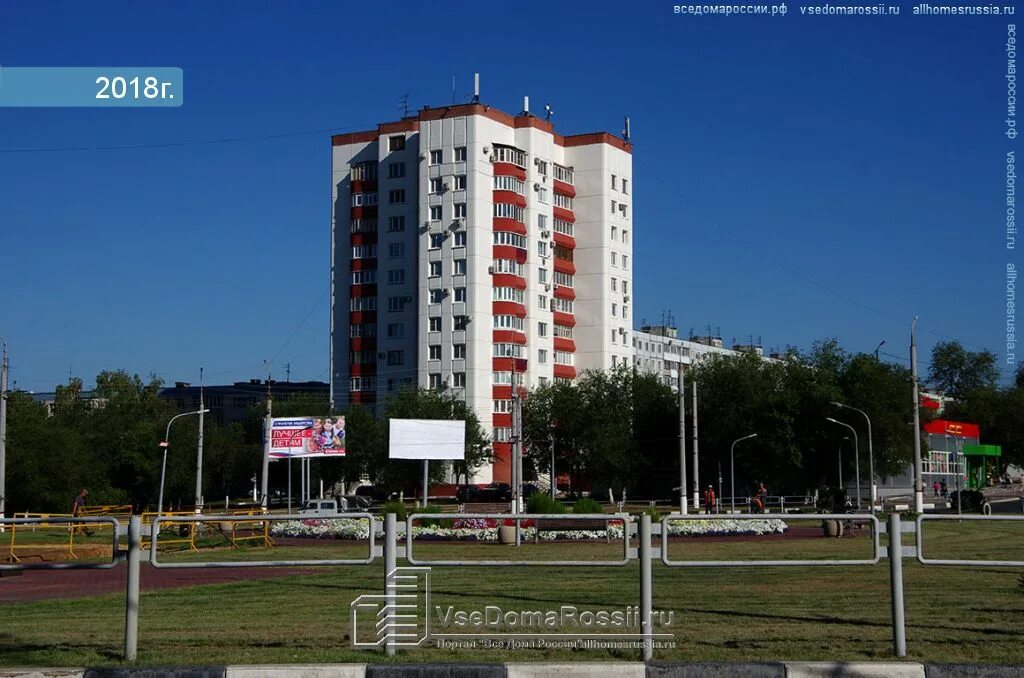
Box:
[389,419,466,460]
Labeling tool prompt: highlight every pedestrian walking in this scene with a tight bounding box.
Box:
[933,481,940,497]
[703,485,716,514]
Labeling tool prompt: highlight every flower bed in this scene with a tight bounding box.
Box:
[269,517,787,541]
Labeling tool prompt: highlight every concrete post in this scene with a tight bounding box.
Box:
[639,513,653,662]
[384,512,397,657]
[888,512,907,657]
[124,515,141,661]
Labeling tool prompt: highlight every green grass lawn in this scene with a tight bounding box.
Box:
[0,521,1021,667]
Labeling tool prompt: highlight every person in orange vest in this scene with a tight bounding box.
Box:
[703,485,716,514]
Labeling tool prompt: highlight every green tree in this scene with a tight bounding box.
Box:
[928,341,999,399]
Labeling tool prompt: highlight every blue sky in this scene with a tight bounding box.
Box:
[0,1,1015,391]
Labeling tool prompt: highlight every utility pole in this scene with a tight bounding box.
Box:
[194,367,205,514]
[511,371,521,513]
[549,428,556,500]
[678,367,687,514]
[910,317,924,514]
[692,377,700,511]
[260,368,272,512]
[0,339,8,525]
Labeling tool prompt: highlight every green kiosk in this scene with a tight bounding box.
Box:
[961,444,1002,490]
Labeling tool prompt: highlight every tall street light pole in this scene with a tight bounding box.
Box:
[158,408,210,519]
[730,433,757,514]
[692,378,700,511]
[0,339,8,525]
[910,317,924,514]
[678,367,687,515]
[874,340,886,360]
[194,368,205,514]
[827,418,860,509]
[832,402,876,513]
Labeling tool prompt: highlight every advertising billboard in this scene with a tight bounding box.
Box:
[269,416,346,458]
[388,419,465,460]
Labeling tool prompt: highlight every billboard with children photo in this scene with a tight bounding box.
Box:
[269,416,346,458]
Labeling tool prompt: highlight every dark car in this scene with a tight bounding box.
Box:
[456,483,513,502]
[354,485,392,503]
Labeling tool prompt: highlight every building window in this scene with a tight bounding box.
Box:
[492,144,527,167]
[387,269,405,285]
[539,268,548,284]
[352,244,378,258]
[387,350,404,366]
[349,297,377,311]
[553,164,573,184]
[454,175,467,190]
[611,200,617,215]
[538,349,548,364]
[537,187,549,204]
[388,297,408,312]
[430,205,442,221]
[493,343,525,358]
[386,323,404,339]
[494,176,526,194]
[351,218,377,233]
[453,344,467,360]
[537,159,548,176]
[388,136,406,152]
[388,242,404,258]
[553,297,574,313]
[429,261,441,277]
[430,149,442,165]
[611,252,617,267]
[429,317,441,332]
[611,277,617,292]
[622,255,629,269]
[494,203,525,222]
[350,323,376,338]
[623,230,629,244]
[429,289,444,304]
[493,315,524,330]
[553,245,573,262]
[454,259,467,276]
[554,324,573,338]
[493,371,513,385]
[454,287,467,302]
[388,162,405,179]
[351,270,376,285]
[538,214,548,232]
[622,280,629,295]
[351,193,378,207]
[538,294,548,310]
[538,241,549,258]
[553,271,573,287]
[493,231,527,249]
[611,226,617,241]
[454,146,467,162]
[351,376,377,391]
[429,373,442,389]
[350,162,378,181]
[430,233,445,249]
[554,351,574,366]
[611,174,617,190]
[454,315,469,330]
[430,177,443,194]
[429,345,441,360]
[494,399,513,414]
[389,189,405,204]
[623,305,629,319]
[387,216,405,232]
[611,329,617,345]
[611,303,618,317]
[493,427,512,442]
[622,178,629,195]
[553,218,573,236]
[454,203,467,218]
[553,193,573,210]
[453,372,466,388]
[453,231,467,247]
[538,322,548,337]
[493,287,525,303]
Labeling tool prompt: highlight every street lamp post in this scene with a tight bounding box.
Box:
[827,417,860,509]
[730,433,758,514]
[831,402,876,513]
[157,409,210,519]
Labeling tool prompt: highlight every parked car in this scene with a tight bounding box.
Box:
[456,483,513,502]
[354,485,392,503]
[299,499,342,516]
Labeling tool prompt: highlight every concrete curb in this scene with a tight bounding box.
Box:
[2,664,1021,678]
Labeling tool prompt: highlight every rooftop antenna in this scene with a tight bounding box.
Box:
[544,103,554,121]
[398,94,410,118]
[452,76,456,104]
[472,73,480,103]
[522,96,530,116]
[286,363,291,383]
[623,116,631,142]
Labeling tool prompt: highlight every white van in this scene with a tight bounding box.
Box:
[299,498,347,516]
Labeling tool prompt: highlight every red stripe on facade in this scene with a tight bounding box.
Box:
[493,413,512,427]
[553,364,577,379]
[492,273,526,290]
[492,443,512,484]
[923,419,981,438]
[552,232,575,249]
[378,120,419,134]
[350,232,378,246]
[492,245,528,264]
[493,190,527,208]
[492,330,527,345]
[552,206,575,223]
[349,285,377,297]
[349,337,377,351]
[492,385,513,399]
[349,364,377,376]
[350,258,377,271]
[552,179,576,198]
[351,179,378,193]
[333,130,378,145]
[349,392,377,404]
[492,301,527,317]
[492,357,529,372]
[492,162,527,180]
[351,206,378,220]
[349,311,377,324]
[553,311,575,327]
[561,132,633,154]
[493,217,527,236]
[553,258,576,275]
[553,285,575,300]
[554,337,576,353]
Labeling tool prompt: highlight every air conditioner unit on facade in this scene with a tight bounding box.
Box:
[488,265,495,274]
[419,153,427,160]
[541,230,551,238]
[623,295,630,302]
[443,183,450,191]
[483,146,491,155]
[619,328,626,334]
[424,220,431,227]
[543,284,551,292]
[549,299,557,311]
[534,157,541,166]
[534,183,541,191]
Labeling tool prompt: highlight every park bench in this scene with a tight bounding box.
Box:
[463,502,512,514]
[533,516,613,543]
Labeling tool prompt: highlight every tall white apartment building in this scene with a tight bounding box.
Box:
[331,100,633,483]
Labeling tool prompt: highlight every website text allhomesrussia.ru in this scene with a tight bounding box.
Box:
[435,605,674,630]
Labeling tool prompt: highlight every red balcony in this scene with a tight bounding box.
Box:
[492,301,527,317]
[553,311,575,327]
[492,330,527,345]
[493,217,527,236]
[350,232,378,246]
[350,258,377,271]
[553,285,575,301]
[554,337,576,353]
[553,364,577,380]
[492,443,512,483]
[553,258,576,275]
[493,163,527,181]
[492,273,526,290]
[553,232,575,249]
[349,363,377,376]
[552,206,575,223]
[552,179,576,198]
[493,245,528,264]
[351,206,378,220]
[349,311,377,324]
[349,337,377,351]
[493,190,527,208]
